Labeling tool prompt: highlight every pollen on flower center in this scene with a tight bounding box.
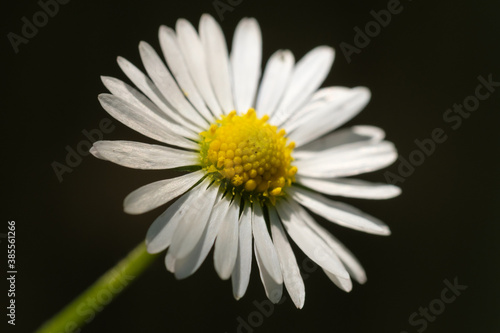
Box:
[199,108,297,203]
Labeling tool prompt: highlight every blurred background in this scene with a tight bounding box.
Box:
[3,0,499,332]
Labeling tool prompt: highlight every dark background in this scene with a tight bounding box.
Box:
[2,0,499,332]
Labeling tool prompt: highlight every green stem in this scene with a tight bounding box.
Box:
[36,241,158,333]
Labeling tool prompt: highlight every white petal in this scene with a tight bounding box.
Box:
[269,207,305,309]
[117,56,201,132]
[214,197,240,280]
[279,86,343,128]
[290,186,391,236]
[230,18,262,113]
[165,250,176,272]
[252,204,283,284]
[287,87,371,147]
[298,208,367,284]
[124,170,204,215]
[101,76,198,140]
[199,14,234,114]
[323,269,352,292]
[295,141,398,178]
[275,199,349,279]
[294,125,385,160]
[98,94,198,150]
[296,176,401,199]
[324,238,366,285]
[255,50,294,118]
[91,140,198,170]
[231,201,253,300]
[168,181,219,259]
[282,87,354,131]
[138,41,208,127]
[173,190,229,279]
[176,18,222,116]
[254,243,283,303]
[159,25,215,122]
[146,184,200,253]
[271,46,335,125]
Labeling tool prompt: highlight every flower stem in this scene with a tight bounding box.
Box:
[36,241,158,333]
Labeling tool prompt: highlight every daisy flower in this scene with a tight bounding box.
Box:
[91,14,400,308]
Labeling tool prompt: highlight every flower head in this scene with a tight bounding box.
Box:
[91,14,400,308]
[199,108,296,203]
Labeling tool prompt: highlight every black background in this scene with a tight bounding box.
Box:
[3,0,499,332]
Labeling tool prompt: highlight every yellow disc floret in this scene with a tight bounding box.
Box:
[199,109,297,204]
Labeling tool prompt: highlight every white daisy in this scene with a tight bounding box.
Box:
[91,14,400,308]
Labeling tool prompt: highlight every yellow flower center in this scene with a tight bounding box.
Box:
[199,109,297,204]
